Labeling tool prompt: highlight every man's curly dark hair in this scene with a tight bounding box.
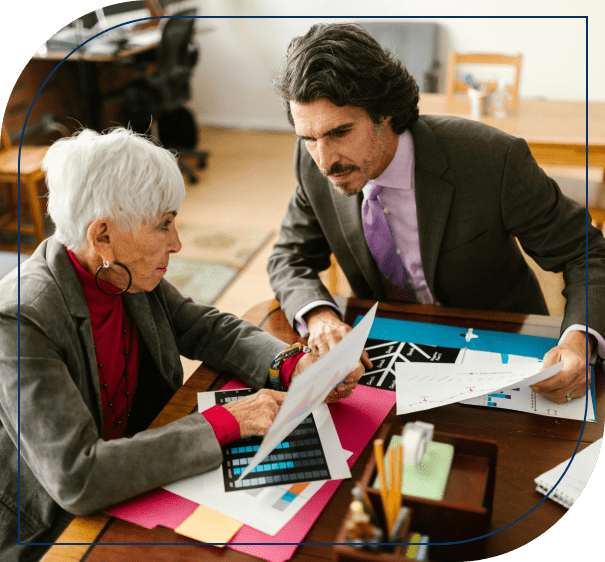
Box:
[273,23,420,134]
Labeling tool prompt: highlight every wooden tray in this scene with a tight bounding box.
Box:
[334,423,498,562]
[334,506,413,562]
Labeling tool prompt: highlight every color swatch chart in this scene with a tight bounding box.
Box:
[215,389,331,492]
[360,339,460,390]
[245,481,312,511]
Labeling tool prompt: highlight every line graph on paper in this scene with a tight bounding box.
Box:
[462,381,596,421]
[355,317,596,421]
[394,362,565,414]
[459,350,597,422]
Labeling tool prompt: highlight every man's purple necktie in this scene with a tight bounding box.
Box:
[361,182,416,302]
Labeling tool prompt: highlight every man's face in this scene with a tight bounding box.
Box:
[290,98,398,196]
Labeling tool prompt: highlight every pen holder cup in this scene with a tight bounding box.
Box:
[335,423,498,562]
[334,501,413,562]
[467,88,488,119]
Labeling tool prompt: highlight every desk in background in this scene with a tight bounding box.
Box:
[419,93,605,173]
[29,28,163,132]
[17,24,211,134]
[41,298,603,562]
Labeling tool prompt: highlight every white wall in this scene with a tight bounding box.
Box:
[187,0,603,130]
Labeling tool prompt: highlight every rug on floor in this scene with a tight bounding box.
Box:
[0,251,28,279]
[164,224,274,305]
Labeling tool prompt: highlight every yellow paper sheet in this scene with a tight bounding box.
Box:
[175,505,242,546]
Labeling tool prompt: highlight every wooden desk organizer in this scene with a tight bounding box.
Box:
[334,504,414,562]
[334,423,498,562]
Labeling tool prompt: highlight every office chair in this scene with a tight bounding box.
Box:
[445,51,523,104]
[115,15,208,183]
[0,127,48,251]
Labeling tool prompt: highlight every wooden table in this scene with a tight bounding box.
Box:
[419,93,605,171]
[42,298,603,562]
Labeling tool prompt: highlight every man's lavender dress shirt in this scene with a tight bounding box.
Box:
[295,131,431,334]
[294,132,603,359]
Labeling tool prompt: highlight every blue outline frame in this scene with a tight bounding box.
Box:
[15,13,592,555]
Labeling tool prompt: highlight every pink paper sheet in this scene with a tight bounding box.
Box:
[107,380,395,562]
[106,488,198,530]
[227,384,395,562]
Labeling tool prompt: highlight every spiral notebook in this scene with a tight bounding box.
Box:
[534,438,602,509]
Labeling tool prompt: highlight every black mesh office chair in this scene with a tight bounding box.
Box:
[116,15,208,183]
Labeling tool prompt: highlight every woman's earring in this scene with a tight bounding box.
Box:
[95,261,132,296]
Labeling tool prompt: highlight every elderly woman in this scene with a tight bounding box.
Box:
[0,128,364,562]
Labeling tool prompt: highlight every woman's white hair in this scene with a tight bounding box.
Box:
[44,127,186,251]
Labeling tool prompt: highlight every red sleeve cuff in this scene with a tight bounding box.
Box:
[279,351,306,388]
[200,405,240,446]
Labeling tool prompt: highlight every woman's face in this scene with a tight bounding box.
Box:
[103,212,182,293]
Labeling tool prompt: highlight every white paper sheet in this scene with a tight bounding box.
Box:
[162,392,351,536]
[395,360,564,414]
[238,302,378,480]
[459,349,596,421]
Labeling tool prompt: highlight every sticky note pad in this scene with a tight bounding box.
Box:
[374,436,454,501]
[175,505,243,545]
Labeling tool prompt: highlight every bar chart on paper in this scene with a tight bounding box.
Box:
[486,389,520,406]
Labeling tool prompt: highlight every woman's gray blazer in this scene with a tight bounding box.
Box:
[0,236,287,559]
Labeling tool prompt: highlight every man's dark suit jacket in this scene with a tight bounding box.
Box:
[268,115,605,338]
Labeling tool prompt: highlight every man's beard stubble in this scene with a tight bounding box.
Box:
[318,120,388,197]
[320,163,362,197]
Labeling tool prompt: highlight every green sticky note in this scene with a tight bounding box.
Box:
[373,435,454,501]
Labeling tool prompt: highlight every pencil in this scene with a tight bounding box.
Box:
[395,443,403,518]
[388,446,396,533]
[373,439,389,533]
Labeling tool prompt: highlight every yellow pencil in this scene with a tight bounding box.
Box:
[395,443,403,517]
[388,447,396,533]
[373,439,389,533]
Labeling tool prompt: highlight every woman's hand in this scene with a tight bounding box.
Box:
[222,389,286,438]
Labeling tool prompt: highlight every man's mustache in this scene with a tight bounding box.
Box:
[320,163,359,177]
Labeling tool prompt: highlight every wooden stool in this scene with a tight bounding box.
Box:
[0,127,48,251]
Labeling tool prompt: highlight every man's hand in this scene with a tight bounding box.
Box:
[324,360,366,403]
[530,331,594,404]
[304,306,373,369]
[303,306,371,403]
[290,351,365,403]
[222,389,286,438]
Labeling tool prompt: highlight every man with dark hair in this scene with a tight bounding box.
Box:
[268,22,605,404]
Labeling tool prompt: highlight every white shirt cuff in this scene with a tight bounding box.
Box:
[294,300,344,337]
[559,324,604,364]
